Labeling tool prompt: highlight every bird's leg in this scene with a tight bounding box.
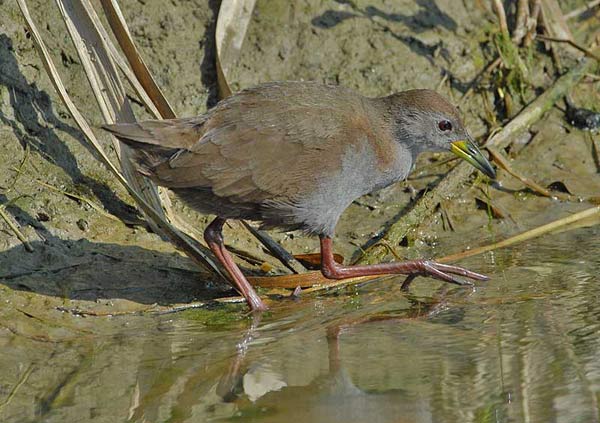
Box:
[319,236,489,286]
[204,217,268,311]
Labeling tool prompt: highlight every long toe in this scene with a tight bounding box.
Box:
[432,262,490,281]
[422,262,472,286]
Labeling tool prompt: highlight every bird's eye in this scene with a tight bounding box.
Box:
[438,120,452,131]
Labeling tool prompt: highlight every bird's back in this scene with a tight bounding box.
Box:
[103,81,410,234]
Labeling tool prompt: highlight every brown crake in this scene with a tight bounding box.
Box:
[103,81,495,311]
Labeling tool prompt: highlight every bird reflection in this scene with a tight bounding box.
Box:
[214,291,453,423]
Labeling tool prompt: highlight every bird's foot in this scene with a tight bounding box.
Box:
[408,259,489,286]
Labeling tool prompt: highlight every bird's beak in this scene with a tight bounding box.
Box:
[450,139,496,179]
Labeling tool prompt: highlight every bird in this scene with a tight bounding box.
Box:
[103,81,496,311]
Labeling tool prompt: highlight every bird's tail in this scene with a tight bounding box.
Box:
[102,117,205,177]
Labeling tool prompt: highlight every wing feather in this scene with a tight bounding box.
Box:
[108,82,371,205]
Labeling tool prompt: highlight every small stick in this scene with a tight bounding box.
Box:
[33,178,120,222]
[0,206,34,252]
[512,0,530,44]
[492,0,510,38]
[6,144,30,192]
[284,205,600,294]
[589,133,600,173]
[460,56,502,103]
[439,200,456,231]
[487,146,572,200]
[564,0,600,20]
[436,72,449,92]
[240,221,306,274]
[536,35,600,61]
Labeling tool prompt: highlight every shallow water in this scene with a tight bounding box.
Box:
[2,224,600,423]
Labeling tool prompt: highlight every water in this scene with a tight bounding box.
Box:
[2,225,600,423]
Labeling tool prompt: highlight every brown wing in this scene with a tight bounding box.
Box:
[146,82,370,204]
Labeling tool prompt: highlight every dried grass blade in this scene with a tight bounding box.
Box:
[540,0,582,58]
[0,205,34,252]
[439,206,600,263]
[99,0,176,118]
[54,0,165,230]
[215,0,257,98]
[74,1,162,119]
[487,146,571,200]
[79,0,186,242]
[16,0,223,277]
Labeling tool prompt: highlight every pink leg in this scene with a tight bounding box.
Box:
[319,236,489,285]
[204,217,268,311]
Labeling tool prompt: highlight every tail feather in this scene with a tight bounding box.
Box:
[101,117,206,177]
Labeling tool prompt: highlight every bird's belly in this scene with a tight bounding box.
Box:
[279,142,412,236]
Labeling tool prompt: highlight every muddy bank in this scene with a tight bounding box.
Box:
[0,0,598,335]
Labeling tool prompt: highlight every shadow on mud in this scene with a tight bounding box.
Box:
[0,190,224,305]
[0,34,139,224]
[0,236,227,305]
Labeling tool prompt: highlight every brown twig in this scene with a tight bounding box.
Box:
[536,35,600,61]
[589,133,600,173]
[487,146,573,200]
[460,56,502,103]
[271,205,600,295]
[539,0,580,61]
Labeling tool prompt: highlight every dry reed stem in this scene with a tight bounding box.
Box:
[513,0,530,44]
[99,0,176,119]
[260,205,600,294]
[16,0,224,277]
[492,0,510,38]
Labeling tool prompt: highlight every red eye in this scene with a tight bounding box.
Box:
[438,120,452,131]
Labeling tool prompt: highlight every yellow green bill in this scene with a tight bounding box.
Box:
[451,140,496,179]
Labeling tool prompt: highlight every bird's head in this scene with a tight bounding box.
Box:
[384,89,496,179]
